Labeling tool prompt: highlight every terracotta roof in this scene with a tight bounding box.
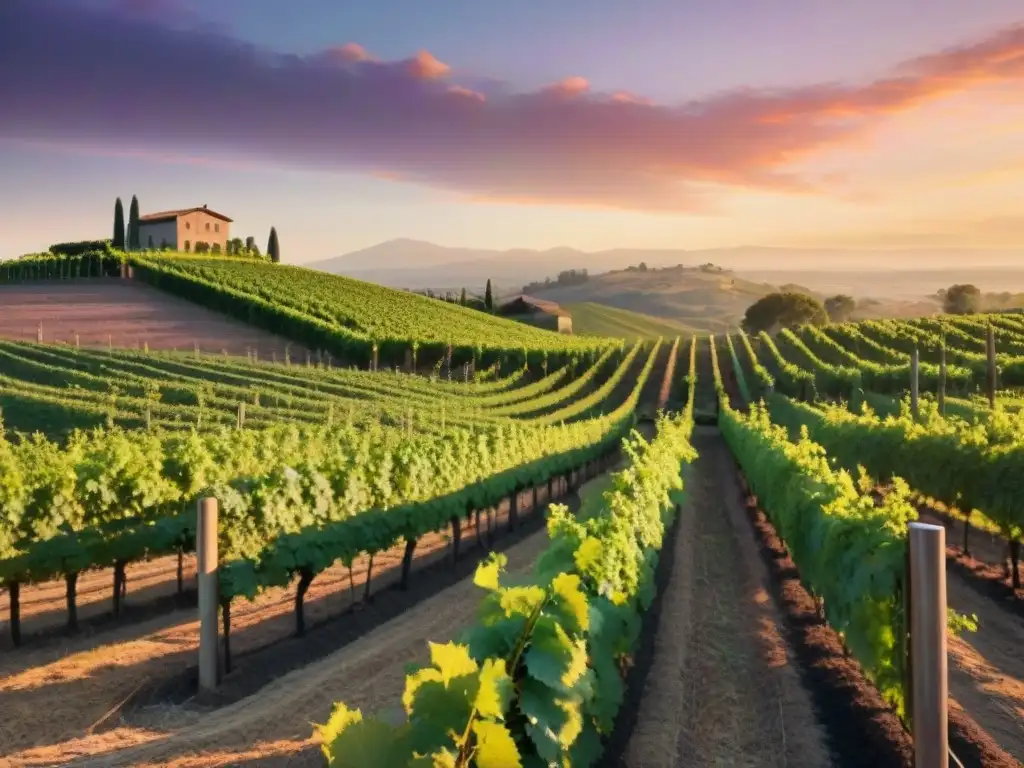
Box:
[502,294,571,317]
[139,206,233,223]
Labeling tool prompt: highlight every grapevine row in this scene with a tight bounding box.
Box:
[317,354,697,766]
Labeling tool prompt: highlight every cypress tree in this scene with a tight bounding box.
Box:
[268,227,280,263]
[459,287,467,306]
[112,198,125,249]
[484,279,493,311]
[127,195,140,250]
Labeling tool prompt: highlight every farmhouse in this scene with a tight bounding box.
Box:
[137,205,233,253]
[497,294,573,334]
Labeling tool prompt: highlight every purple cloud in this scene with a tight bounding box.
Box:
[1,1,1022,211]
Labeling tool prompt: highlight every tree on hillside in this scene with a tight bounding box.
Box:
[267,227,280,263]
[226,237,244,255]
[112,198,125,249]
[484,279,494,311]
[460,287,467,306]
[741,292,827,334]
[244,236,261,258]
[943,284,981,315]
[824,294,857,322]
[127,195,140,251]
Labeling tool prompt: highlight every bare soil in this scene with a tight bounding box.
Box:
[605,427,832,768]
[2,461,611,768]
[946,565,1024,764]
[0,280,302,358]
[918,507,1024,615]
[742,493,917,768]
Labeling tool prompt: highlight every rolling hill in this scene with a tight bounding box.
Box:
[529,265,801,334]
[307,239,1023,297]
[566,302,699,339]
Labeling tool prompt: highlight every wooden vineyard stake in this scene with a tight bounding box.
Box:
[910,346,919,419]
[938,338,946,416]
[197,497,220,692]
[986,325,996,409]
[908,522,948,768]
[36,322,42,343]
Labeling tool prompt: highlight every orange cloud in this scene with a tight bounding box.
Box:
[543,76,590,96]
[405,50,450,80]
[334,42,373,62]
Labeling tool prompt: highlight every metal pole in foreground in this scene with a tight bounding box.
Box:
[909,522,948,768]
[197,497,219,692]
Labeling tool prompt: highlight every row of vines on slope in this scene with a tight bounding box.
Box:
[766,393,1024,588]
[0,341,658,646]
[129,255,617,369]
[216,341,664,648]
[316,351,698,766]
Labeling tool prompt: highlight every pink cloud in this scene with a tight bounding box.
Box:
[1,1,1022,212]
[328,43,375,63]
[543,77,591,97]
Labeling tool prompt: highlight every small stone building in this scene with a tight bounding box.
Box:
[498,294,573,334]
[137,205,232,252]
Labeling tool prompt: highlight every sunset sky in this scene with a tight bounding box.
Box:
[1,0,1022,264]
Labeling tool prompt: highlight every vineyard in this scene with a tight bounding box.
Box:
[0,249,1022,768]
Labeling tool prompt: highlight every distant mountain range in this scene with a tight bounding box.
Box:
[306,239,1023,299]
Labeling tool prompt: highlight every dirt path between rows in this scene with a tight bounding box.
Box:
[946,574,1024,764]
[910,509,1024,762]
[610,426,832,768]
